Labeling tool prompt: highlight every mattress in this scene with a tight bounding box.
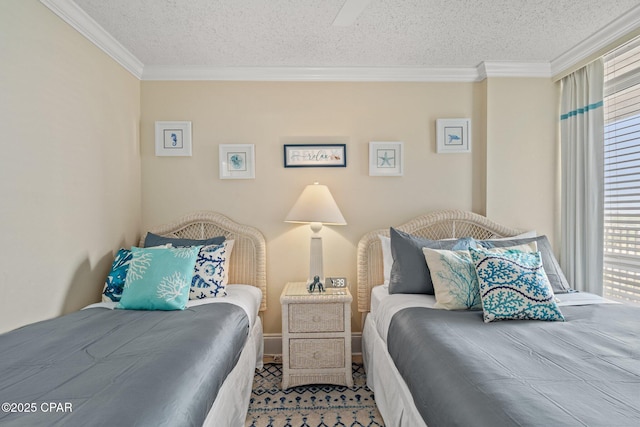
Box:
[0,285,262,427]
[364,288,634,427]
[372,286,617,344]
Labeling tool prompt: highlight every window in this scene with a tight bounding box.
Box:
[603,35,640,303]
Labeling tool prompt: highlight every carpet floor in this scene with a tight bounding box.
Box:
[245,363,384,427]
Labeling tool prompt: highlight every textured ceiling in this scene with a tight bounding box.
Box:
[71,0,640,70]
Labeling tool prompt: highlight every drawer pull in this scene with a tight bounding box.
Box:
[313,351,322,360]
[312,315,322,322]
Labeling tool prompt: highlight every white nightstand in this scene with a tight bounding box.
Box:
[280,282,353,389]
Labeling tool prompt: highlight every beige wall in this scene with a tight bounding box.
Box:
[485,78,559,245]
[0,0,141,333]
[141,80,558,334]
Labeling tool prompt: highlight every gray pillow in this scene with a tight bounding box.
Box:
[389,228,476,295]
[143,232,225,248]
[478,235,573,293]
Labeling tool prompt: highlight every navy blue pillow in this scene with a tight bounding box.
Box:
[389,228,477,295]
[143,232,225,248]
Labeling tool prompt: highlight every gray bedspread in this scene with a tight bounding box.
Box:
[0,303,249,427]
[387,304,640,426]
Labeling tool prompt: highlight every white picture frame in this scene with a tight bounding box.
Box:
[369,141,403,176]
[436,118,471,153]
[155,121,192,156]
[219,144,255,179]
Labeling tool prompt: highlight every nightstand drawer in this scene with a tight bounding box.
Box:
[289,338,345,369]
[289,303,344,333]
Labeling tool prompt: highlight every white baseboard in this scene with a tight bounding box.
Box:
[264,332,362,356]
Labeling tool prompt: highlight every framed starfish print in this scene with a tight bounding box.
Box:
[369,141,403,176]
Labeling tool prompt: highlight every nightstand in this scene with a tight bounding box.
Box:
[280,282,353,389]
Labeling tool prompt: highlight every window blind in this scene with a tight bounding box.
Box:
[603,35,640,303]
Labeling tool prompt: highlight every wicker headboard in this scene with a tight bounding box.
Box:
[356,210,522,314]
[140,211,267,312]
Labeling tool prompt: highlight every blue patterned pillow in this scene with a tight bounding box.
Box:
[102,248,132,302]
[423,243,538,311]
[118,246,200,311]
[469,248,565,323]
[190,240,234,299]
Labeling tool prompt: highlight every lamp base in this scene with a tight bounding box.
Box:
[308,227,324,285]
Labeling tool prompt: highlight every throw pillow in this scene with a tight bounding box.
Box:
[118,246,200,311]
[190,240,235,299]
[423,249,482,310]
[101,245,171,302]
[102,248,132,302]
[478,235,572,293]
[469,248,565,323]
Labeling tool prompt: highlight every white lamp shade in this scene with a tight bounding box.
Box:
[285,183,347,225]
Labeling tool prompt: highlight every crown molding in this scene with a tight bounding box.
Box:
[142,63,553,82]
[551,4,640,77]
[141,65,481,82]
[477,62,552,80]
[39,0,143,79]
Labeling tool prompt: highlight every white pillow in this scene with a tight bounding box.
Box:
[379,235,392,286]
[488,230,537,241]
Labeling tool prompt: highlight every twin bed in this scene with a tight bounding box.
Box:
[358,210,640,427]
[0,211,266,427]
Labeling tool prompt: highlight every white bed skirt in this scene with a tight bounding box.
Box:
[362,314,427,427]
[203,316,264,427]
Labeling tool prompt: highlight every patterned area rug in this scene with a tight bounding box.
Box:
[245,363,384,427]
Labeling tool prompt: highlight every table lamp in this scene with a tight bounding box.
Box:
[285,182,347,286]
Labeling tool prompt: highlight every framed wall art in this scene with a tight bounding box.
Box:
[436,118,471,153]
[283,144,347,168]
[369,141,403,176]
[219,144,255,179]
[155,121,192,156]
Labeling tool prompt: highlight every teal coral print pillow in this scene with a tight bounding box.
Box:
[102,248,132,302]
[118,246,200,311]
[423,249,482,310]
[190,240,234,299]
[469,248,565,323]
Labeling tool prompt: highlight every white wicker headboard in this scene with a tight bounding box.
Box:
[140,211,267,312]
[356,210,521,314]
